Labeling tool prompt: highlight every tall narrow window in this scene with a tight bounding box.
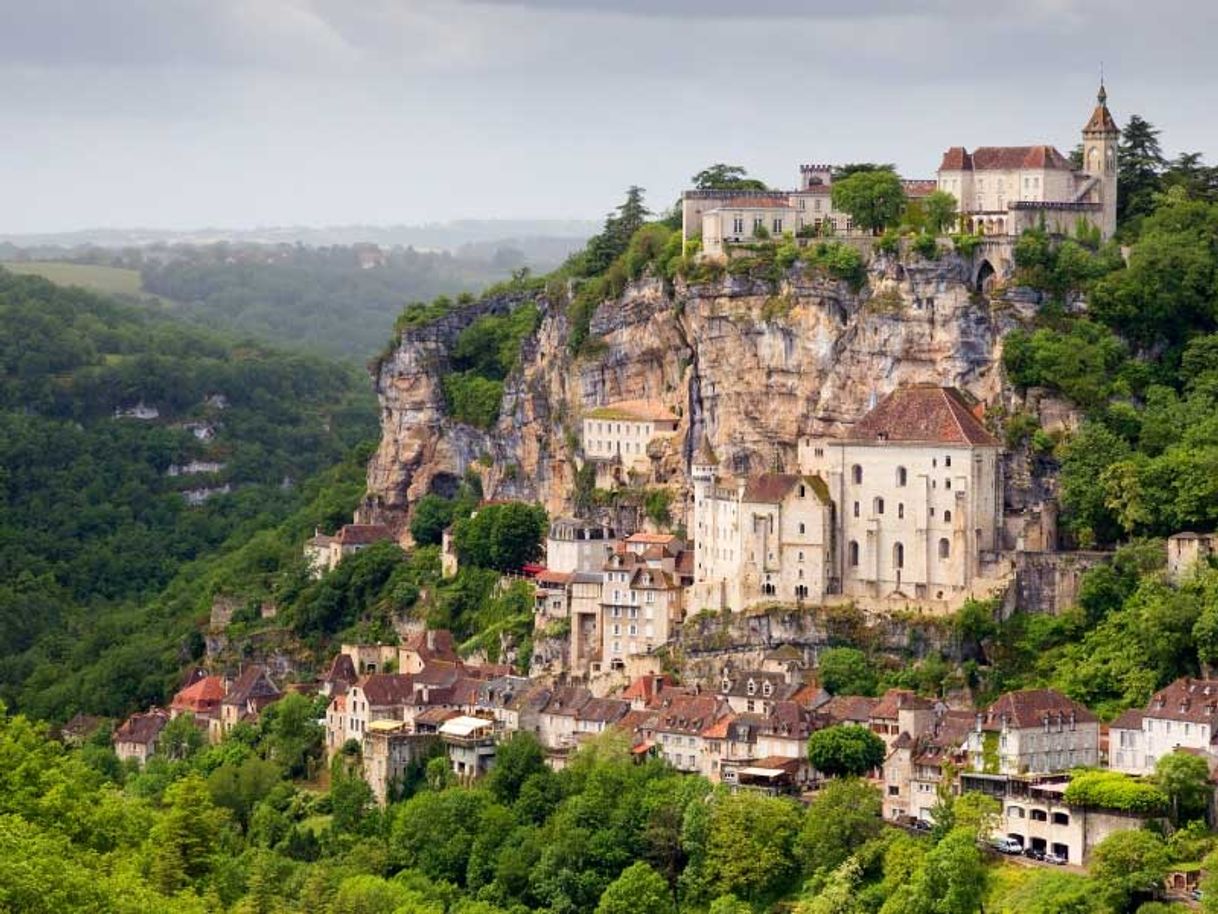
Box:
[898,503,905,519]
[874,497,885,515]
[938,538,950,559]
[896,466,907,487]
[848,541,860,567]
[894,542,905,569]
[851,465,863,485]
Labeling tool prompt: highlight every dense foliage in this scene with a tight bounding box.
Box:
[0,269,377,720]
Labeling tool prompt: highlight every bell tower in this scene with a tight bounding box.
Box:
[1082,81,1119,239]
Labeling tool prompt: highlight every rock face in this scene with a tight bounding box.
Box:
[361,253,1020,536]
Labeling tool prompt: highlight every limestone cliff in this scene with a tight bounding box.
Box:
[360,253,1029,538]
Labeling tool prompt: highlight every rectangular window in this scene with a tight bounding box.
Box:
[772,218,783,234]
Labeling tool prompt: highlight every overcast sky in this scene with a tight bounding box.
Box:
[2,0,1215,234]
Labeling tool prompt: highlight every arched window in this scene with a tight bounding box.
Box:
[943,509,952,523]
[851,464,863,485]
[798,522,806,534]
[848,541,860,567]
[896,466,907,487]
[874,497,885,515]
[795,584,809,600]
[893,542,905,569]
[938,538,950,559]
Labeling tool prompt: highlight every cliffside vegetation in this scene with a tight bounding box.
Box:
[0,268,378,720]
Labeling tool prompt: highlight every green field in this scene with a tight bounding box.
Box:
[1,260,153,299]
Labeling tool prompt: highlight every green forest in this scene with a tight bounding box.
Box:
[0,268,378,719]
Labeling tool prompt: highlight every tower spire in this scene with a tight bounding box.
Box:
[1098,62,1107,106]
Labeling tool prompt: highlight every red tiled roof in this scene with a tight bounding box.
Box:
[578,697,631,725]
[536,570,573,586]
[171,675,226,713]
[1144,678,1218,727]
[742,473,830,505]
[902,180,938,198]
[336,524,395,546]
[711,196,794,209]
[223,666,280,707]
[871,688,934,720]
[655,696,731,735]
[113,709,169,746]
[1109,709,1145,730]
[851,386,1000,447]
[402,630,458,662]
[981,689,1098,730]
[626,532,677,545]
[357,673,415,706]
[823,695,880,724]
[701,715,736,739]
[323,653,358,685]
[940,145,1073,172]
[621,674,673,704]
[617,708,659,735]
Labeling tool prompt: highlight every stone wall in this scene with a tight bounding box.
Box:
[1010,551,1112,617]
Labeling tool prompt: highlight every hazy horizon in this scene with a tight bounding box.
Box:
[4,0,1217,234]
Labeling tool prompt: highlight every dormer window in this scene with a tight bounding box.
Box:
[747,679,757,696]
[721,679,731,693]
[762,681,773,697]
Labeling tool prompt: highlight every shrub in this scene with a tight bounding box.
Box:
[1063,770,1168,813]
[911,232,940,260]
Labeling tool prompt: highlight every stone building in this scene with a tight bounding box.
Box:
[966,689,1100,775]
[689,467,834,613]
[1166,532,1218,583]
[799,385,1006,611]
[582,400,678,488]
[600,540,685,670]
[113,708,170,766]
[1108,677,1218,775]
[937,84,1119,240]
[305,523,396,577]
[363,720,437,804]
[545,517,617,574]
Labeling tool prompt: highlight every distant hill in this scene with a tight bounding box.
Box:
[1,235,591,362]
[0,267,378,720]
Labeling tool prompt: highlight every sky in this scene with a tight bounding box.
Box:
[2,0,1216,234]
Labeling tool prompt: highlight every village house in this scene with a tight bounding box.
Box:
[653,694,733,779]
[319,653,358,698]
[1166,532,1218,583]
[362,720,438,804]
[537,685,593,752]
[799,385,1006,612]
[440,715,498,783]
[304,523,396,577]
[330,673,415,754]
[169,675,226,722]
[716,669,802,717]
[868,688,937,752]
[938,85,1119,240]
[474,675,534,731]
[568,570,605,676]
[582,400,679,488]
[897,710,974,823]
[966,689,1100,775]
[113,708,170,766]
[689,466,834,613]
[574,697,631,738]
[546,517,617,574]
[212,666,281,743]
[599,542,686,670]
[398,629,459,674]
[1109,677,1218,775]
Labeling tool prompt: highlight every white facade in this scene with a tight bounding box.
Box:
[689,469,833,613]
[545,517,616,574]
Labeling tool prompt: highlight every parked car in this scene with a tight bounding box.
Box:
[913,819,932,832]
[1022,847,1045,861]
[993,837,1023,855]
[1043,851,1067,865]
[1190,888,1203,901]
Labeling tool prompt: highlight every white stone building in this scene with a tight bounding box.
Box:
[937,84,1119,240]
[1108,677,1218,775]
[600,544,685,670]
[965,689,1100,776]
[545,517,617,574]
[582,400,678,487]
[689,467,834,613]
[799,385,1005,610]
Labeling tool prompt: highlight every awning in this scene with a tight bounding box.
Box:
[738,766,786,778]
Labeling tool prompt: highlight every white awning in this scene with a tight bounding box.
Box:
[439,716,493,738]
[738,766,786,778]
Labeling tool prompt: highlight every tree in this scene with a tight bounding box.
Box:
[1200,848,1218,914]
[923,190,959,235]
[691,165,768,191]
[950,791,1001,843]
[914,826,986,914]
[160,711,204,761]
[486,731,546,805]
[261,691,323,778]
[1154,751,1212,825]
[797,857,861,914]
[1119,115,1167,229]
[1090,829,1170,912]
[796,777,882,874]
[703,791,804,901]
[451,501,547,572]
[149,773,230,893]
[807,725,886,778]
[411,494,456,546]
[595,861,675,914]
[830,169,906,234]
[817,647,877,696]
